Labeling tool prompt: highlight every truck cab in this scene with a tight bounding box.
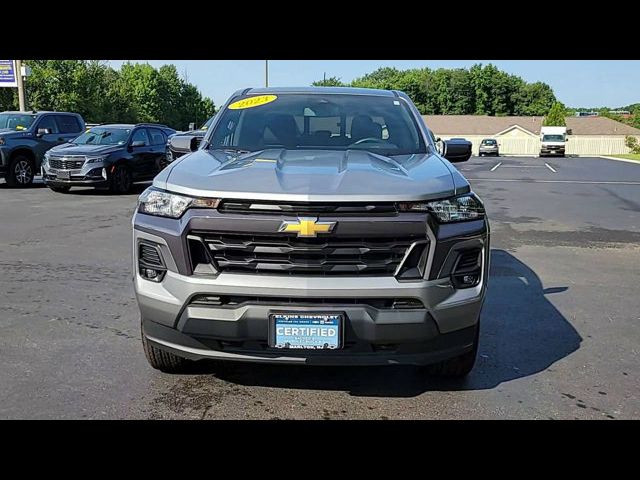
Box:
[540,126,567,157]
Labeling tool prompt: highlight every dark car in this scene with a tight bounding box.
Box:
[479,138,499,157]
[43,123,170,194]
[0,111,85,187]
[166,115,215,163]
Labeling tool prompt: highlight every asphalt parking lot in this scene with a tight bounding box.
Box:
[1,155,639,419]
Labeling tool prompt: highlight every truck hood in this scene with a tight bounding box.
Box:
[158,148,460,202]
[48,143,123,156]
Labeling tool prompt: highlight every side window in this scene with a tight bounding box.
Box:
[56,115,82,134]
[37,115,59,134]
[131,128,150,146]
[149,128,166,146]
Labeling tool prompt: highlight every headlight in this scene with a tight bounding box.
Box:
[137,187,220,218]
[399,194,485,223]
[86,155,107,164]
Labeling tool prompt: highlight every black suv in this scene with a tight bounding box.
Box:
[0,111,85,187]
[43,123,171,194]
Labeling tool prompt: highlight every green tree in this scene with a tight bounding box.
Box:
[312,76,346,87]
[313,63,559,117]
[0,88,17,111]
[351,67,402,90]
[625,135,640,154]
[513,82,556,116]
[17,60,215,128]
[543,101,567,126]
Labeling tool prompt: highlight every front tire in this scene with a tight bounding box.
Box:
[423,326,479,377]
[6,155,35,187]
[109,164,132,194]
[141,330,193,373]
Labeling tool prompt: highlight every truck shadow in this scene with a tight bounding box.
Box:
[202,249,582,397]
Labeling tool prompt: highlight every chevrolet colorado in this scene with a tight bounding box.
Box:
[133,87,489,376]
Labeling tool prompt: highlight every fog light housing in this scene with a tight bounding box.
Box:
[138,242,167,282]
[140,267,166,282]
[450,249,482,289]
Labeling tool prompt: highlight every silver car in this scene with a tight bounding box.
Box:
[479,138,499,157]
[133,87,489,377]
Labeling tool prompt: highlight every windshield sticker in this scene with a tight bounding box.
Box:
[228,95,277,110]
[16,125,25,130]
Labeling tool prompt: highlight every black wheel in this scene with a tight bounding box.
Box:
[141,329,193,373]
[109,164,132,194]
[6,155,35,187]
[48,185,71,193]
[423,326,479,377]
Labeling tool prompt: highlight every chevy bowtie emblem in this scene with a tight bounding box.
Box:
[279,217,336,238]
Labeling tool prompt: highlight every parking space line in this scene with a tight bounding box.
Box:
[467,178,640,185]
[490,162,502,172]
[545,163,557,173]
[500,165,546,168]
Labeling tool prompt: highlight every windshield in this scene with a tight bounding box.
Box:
[73,127,131,145]
[208,94,427,156]
[543,134,565,142]
[0,113,37,131]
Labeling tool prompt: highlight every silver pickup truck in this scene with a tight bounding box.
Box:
[132,87,489,377]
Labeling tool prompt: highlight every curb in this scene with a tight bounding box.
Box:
[597,155,640,165]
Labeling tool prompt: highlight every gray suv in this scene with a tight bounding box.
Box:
[133,87,489,377]
[0,111,85,186]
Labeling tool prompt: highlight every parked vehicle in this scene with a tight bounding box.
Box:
[479,138,499,157]
[540,126,567,157]
[166,115,216,163]
[135,87,488,376]
[0,111,85,187]
[43,123,170,193]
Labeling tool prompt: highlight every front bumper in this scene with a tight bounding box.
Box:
[133,213,489,366]
[42,161,109,187]
[479,147,499,155]
[540,147,565,156]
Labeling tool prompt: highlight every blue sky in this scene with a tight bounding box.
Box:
[108,60,639,109]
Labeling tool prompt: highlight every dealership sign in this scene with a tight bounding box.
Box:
[0,60,18,88]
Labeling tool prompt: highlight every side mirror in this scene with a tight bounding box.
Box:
[37,128,52,137]
[169,135,198,154]
[130,140,146,148]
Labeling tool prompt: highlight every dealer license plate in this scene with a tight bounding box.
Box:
[57,170,70,180]
[271,313,342,350]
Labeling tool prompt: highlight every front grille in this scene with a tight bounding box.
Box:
[189,295,425,310]
[219,200,398,215]
[190,231,425,276]
[49,157,85,169]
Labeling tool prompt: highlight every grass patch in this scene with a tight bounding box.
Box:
[610,154,640,161]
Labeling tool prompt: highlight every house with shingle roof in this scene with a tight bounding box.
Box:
[422,115,640,156]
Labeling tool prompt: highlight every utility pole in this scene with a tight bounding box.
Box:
[15,60,26,111]
[265,60,269,88]
[323,72,326,86]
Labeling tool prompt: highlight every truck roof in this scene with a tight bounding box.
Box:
[243,86,397,97]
